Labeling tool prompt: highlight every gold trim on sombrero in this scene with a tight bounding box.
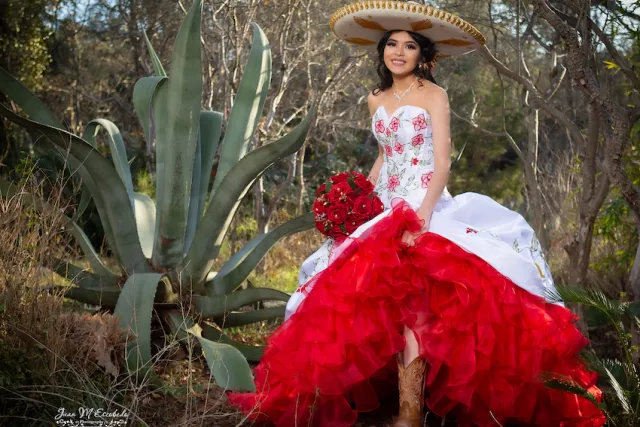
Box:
[329,1,486,47]
[344,37,377,46]
[435,38,474,47]
[410,19,433,31]
[354,16,387,31]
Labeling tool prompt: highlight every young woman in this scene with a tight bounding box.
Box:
[228,2,606,426]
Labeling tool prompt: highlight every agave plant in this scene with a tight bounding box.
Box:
[0,0,315,392]
[544,285,640,425]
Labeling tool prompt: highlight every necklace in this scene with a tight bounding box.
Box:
[393,77,418,102]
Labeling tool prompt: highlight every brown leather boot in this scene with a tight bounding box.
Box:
[393,353,426,427]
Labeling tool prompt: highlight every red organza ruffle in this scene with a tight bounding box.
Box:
[227,199,605,427]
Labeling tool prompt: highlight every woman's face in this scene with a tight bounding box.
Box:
[383,31,420,76]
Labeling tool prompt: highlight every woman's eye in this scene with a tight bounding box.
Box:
[386,42,395,46]
[408,45,416,50]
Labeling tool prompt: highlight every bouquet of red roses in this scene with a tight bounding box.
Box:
[313,171,384,239]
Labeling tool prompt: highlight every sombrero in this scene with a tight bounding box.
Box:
[330,1,486,57]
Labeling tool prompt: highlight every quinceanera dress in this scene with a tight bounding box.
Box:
[228,105,606,427]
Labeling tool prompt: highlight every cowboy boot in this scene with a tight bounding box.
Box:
[393,353,427,427]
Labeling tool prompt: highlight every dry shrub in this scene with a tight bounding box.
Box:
[0,175,125,425]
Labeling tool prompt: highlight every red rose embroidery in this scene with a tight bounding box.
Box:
[375,120,385,134]
[393,140,404,154]
[421,172,433,189]
[412,114,428,131]
[384,145,393,157]
[389,117,400,132]
[412,158,419,165]
[388,175,400,191]
[385,128,391,137]
[466,227,478,234]
[411,134,424,147]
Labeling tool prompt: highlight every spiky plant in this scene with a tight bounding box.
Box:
[0,0,315,392]
[544,285,640,425]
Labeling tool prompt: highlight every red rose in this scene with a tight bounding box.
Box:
[327,204,348,223]
[421,172,433,189]
[372,196,384,214]
[313,199,327,216]
[328,181,352,203]
[316,183,327,196]
[353,196,373,219]
[330,172,350,184]
[354,174,374,193]
[345,214,360,234]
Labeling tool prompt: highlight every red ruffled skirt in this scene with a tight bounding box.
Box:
[228,200,605,426]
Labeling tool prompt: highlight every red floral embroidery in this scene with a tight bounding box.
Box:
[411,134,424,147]
[466,228,478,234]
[421,171,433,189]
[385,128,391,137]
[375,120,385,134]
[412,114,428,131]
[412,158,419,165]
[393,141,404,154]
[389,117,400,132]
[388,175,400,191]
[384,145,393,157]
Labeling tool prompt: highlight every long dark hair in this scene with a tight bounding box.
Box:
[372,30,438,95]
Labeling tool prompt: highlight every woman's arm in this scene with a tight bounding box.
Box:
[416,87,451,226]
[367,91,384,185]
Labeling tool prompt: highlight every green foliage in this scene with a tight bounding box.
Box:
[0,1,316,393]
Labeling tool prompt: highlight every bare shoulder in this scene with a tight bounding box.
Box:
[367,90,382,116]
[416,80,449,116]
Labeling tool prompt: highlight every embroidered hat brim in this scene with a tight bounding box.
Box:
[330,1,486,57]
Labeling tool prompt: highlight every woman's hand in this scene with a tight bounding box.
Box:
[400,209,432,248]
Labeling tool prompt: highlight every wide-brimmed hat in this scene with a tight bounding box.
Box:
[330,1,486,57]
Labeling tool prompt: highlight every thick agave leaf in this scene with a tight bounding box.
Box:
[201,324,264,363]
[133,76,167,149]
[61,283,121,309]
[143,30,167,77]
[197,111,222,224]
[216,307,285,327]
[0,106,149,275]
[210,23,271,196]
[183,102,316,286]
[83,119,135,207]
[210,213,314,295]
[151,0,203,268]
[183,126,202,254]
[193,288,290,319]
[0,67,63,128]
[167,312,255,391]
[114,272,163,379]
[68,221,116,278]
[133,192,156,259]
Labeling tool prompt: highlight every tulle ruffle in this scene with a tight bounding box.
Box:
[227,199,605,427]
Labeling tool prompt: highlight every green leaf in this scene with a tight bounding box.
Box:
[143,30,167,77]
[197,111,222,220]
[215,307,284,327]
[210,23,272,196]
[201,324,264,363]
[133,76,167,148]
[193,288,290,319]
[61,283,121,309]
[184,124,202,254]
[0,67,63,129]
[0,106,149,275]
[83,119,135,207]
[605,367,631,412]
[151,0,203,268]
[211,213,314,295]
[183,102,316,286]
[114,272,163,379]
[195,336,255,392]
[67,221,116,278]
[133,192,156,259]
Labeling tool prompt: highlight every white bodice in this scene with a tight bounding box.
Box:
[371,105,452,209]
